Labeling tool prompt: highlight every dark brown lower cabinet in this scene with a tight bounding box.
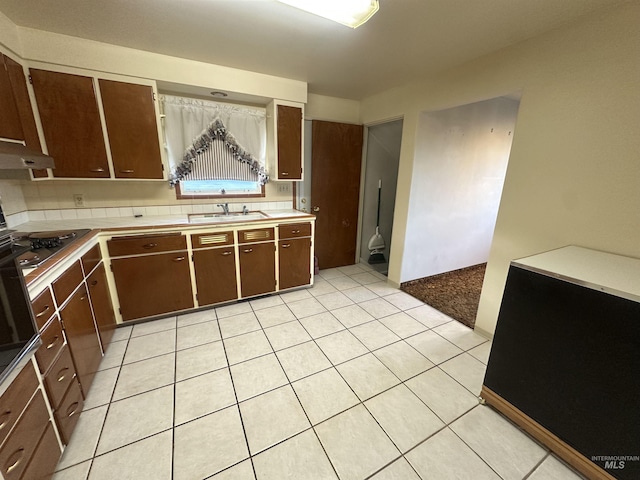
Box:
[111,251,194,321]
[21,422,61,480]
[60,284,102,396]
[54,379,84,444]
[193,246,238,306]
[279,238,311,290]
[239,242,276,298]
[87,263,117,350]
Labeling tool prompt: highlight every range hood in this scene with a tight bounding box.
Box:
[0,140,55,170]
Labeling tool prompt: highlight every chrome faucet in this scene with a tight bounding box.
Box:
[217,203,229,215]
[243,205,249,215]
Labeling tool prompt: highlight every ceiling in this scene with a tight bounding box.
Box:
[0,0,626,100]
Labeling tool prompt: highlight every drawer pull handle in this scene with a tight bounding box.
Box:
[143,243,158,249]
[5,448,24,473]
[0,410,11,429]
[35,305,51,317]
[47,336,59,349]
[173,256,186,262]
[281,244,291,248]
[291,230,301,234]
[91,280,98,286]
[243,248,253,253]
[221,251,232,256]
[57,367,70,382]
[90,167,105,173]
[120,169,135,173]
[66,402,80,417]
[281,172,289,176]
[80,295,87,301]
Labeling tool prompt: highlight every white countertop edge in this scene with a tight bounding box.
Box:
[512,245,640,301]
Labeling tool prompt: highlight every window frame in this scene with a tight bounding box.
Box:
[175,182,266,200]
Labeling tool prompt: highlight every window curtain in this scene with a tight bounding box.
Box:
[162,95,268,185]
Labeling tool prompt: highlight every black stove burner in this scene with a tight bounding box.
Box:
[16,229,89,268]
[31,237,63,249]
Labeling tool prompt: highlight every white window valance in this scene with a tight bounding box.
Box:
[161,95,268,185]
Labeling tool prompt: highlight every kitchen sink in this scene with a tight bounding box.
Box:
[188,211,268,223]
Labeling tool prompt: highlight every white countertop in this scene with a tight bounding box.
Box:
[513,245,640,301]
[12,209,312,233]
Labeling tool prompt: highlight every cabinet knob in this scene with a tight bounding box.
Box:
[173,256,186,262]
[35,305,51,317]
[312,206,320,212]
[243,248,253,253]
[89,167,105,173]
[46,335,59,350]
[5,448,24,474]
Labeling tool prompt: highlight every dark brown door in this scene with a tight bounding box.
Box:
[59,284,102,396]
[193,246,238,306]
[4,55,46,177]
[277,105,303,179]
[311,120,364,269]
[30,69,109,178]
[98,79,164,179]
[0,53,23,141]
[87,263,116,351]
[111,252,194,321]
[279,238,311,290]
[239,242,276,298]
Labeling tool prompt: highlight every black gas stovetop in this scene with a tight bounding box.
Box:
[13,229,92,268]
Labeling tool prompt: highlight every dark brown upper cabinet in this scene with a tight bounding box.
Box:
[98,79,164,179]
[0,53,24,141]
[267,100,304,181]
[30,69,110,178]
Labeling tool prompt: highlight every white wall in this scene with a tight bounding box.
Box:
[361,2,640,336]
[401,97,518,281]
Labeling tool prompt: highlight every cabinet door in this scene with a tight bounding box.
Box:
[239,242,276,298]
[0,53,23,141]
[60,284,102,396]
[20,422,61,480]
[3,56,46,178]
[279,238,311,290]
[98,79,164,179]
[193,246,238,306]
[111,252,194,321]
[30,69,109,178]
[87,263,116,351]
[277,104,303,179]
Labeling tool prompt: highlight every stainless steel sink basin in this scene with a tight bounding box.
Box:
[188,211,268,223]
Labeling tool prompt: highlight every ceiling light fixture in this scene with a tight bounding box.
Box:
[277,0,379,29]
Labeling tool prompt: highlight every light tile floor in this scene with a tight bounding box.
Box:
[52,263,585,480]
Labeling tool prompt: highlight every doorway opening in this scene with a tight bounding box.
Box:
[358,119,403,276]
[399,95,520,328]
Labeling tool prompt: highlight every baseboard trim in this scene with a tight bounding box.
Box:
[481,386,616,480]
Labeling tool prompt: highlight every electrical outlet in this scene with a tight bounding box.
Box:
[73,194,85,207]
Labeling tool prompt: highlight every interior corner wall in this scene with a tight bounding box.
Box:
[361,1,640,336]
[401,97,518,281]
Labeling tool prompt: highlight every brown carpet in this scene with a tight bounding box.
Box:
[400,263,486,329]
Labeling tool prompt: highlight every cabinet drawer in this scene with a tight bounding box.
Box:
[54,379,83,445]
[278,223,311,239]
[238,228,274,244]
[191,231,234,249]
[44,346,77,409]
[52,261,83,306]
[20,421,61,480]
[107,233,186,257]
[0,390,49,480]
[35,316,64,375]
[81,243,102,276]
[31,287,55,331]
[0,363,38,446]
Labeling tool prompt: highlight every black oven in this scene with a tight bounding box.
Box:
[0,230,39,384]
